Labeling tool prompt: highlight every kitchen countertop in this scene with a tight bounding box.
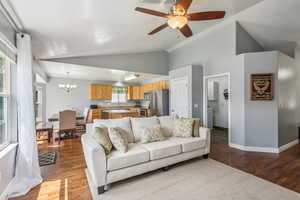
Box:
[103,109,136,114]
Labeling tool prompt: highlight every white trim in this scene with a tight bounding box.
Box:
[279,139,299,153]
[229,143,279,153]
[203,73,231,146]
[0,0,24,31]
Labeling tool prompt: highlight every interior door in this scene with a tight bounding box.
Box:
[170,77,189,117]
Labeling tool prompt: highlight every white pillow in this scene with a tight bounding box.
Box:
[130,117,160,142]
[158,116,177,137]
[94,118,134,143]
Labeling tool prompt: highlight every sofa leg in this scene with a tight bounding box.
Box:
[98,186,105,195]
[162,166,170,171]
[203,154,209,159]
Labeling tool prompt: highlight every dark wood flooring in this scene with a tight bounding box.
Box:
[10,132,300,200]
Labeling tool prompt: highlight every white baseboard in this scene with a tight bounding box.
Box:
[279,139,299,153]
[230,139,299,153]
[229,143,279,153]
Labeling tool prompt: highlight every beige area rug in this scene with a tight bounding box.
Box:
[101,159,300,200]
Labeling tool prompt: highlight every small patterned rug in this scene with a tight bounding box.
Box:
[39,152,57,167]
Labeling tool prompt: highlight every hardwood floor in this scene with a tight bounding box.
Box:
[11,133,300,200]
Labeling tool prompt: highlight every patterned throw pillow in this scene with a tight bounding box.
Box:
[173,118,195,138]
[108,127,128,153]
[140,125,165,144]
[93,127,113,155]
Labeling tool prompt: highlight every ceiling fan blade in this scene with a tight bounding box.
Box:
[148,23,169,35]
[135,7,168,18]
[180,24,193,38]
[187,11,226,21]
[176,0,193,13]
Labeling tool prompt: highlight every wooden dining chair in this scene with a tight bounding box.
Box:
[58,110,76,144]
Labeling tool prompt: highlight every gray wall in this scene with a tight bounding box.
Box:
[46,51,169,75]
[204,55,246,146]
[169,22,236,70]
[244,51,279,148]
[278,52,299,146]
[236,22,264,55]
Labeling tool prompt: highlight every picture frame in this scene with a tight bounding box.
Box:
[250,73,273,101]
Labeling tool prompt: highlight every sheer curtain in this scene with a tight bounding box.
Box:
[4,33,42,198]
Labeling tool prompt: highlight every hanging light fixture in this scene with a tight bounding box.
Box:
[58,72,77,93]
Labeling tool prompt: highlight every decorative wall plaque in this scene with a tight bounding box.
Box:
[251,73,273,100]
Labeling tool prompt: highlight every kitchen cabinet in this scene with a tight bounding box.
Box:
[128,86,144,100]
[143,83,153,92]
[160,80,169,90]
[90,84,112,100]
[87,109,103,123]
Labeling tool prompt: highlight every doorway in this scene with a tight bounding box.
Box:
[203,73,230,145]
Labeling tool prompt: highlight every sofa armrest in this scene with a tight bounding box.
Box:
[81,134,107,187]
[86,123,94,135]
[199,127,211,154]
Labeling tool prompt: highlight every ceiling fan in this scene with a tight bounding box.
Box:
[135,0,226,38]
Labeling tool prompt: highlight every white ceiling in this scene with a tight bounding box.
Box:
[40,61,164,82]
[9,0,263,59]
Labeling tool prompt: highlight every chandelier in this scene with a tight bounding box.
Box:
[58,72,77,93]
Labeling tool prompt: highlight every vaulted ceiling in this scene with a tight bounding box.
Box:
[9,0,263,59]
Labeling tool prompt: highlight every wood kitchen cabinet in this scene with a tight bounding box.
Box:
[128,86,144,100]
[90,84,112,100]
[160,80,169,90]
[87,109,103,123]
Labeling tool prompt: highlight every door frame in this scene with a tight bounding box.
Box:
[203,72,231,145]
[170,76,190,117]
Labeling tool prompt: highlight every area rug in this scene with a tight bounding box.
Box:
[38,152,57,167]
[98,159,300,200]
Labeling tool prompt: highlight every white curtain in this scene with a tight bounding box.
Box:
[4,33,42,198]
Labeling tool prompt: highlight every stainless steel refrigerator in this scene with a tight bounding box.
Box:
[149,90,169,116]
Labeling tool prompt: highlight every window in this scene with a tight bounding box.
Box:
[0,55,11,151]
[111,86,128,103]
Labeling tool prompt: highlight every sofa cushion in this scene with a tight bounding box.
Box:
[131,117,160,142]
[169,137,206,152]
[107,143,149,171]
[158,116,177,137]
[94,118,134,143]
[192,118,201,137]
[142,139,182,160]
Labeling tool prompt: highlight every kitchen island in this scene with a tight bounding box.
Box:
[103,109,139,119]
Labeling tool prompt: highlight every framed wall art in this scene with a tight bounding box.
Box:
[251,73,273,101]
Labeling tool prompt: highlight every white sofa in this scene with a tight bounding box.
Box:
[81,116,210,198]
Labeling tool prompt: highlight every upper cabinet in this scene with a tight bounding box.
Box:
[90,84,112,100]
[128,86,144,100]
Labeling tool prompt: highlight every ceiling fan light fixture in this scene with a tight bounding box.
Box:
[167,15,188,29]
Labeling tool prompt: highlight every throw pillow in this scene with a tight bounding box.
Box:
[108,127,128,153]
[173,118,194,138]
[93,127,113,155]
[140,125,165,144]
[192,118,201,137]
[130,117,160,142]
[158,116,178,137]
